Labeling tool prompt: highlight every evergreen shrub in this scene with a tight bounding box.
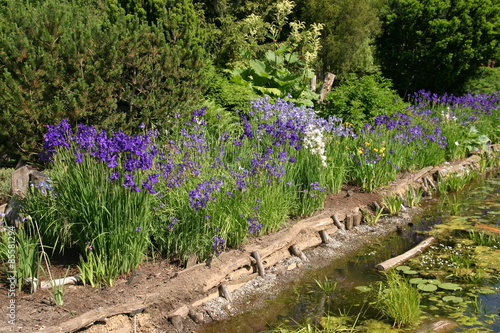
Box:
[0,0,211,160]
[317,73,408,129]
[463,67,500,95]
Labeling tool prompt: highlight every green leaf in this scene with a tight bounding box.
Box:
[402,270,418,275]
[253,86,282,97]
[396,265,411,272]
[355,285,372,292]
[438,283,462,291]
[409,278,425,284]
[417,283,438,291]
[264,50,284,66]
[249,60,269,76]
[284,52,299,64]
[428,279,442,285]
[443,295,463,303]
[478,287,495,294]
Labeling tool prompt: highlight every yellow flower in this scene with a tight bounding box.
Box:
[380,147,386,153]
[357,148,363,154]
[364,141,371,146]
[373,148,379,153]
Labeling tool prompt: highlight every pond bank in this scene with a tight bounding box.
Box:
[0,155,495,333]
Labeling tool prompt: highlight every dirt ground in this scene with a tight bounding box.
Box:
[0,157,484,333]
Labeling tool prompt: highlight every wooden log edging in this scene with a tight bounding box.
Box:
[41,299,152,333]
[375,236,436,271]
[39,156,489,333]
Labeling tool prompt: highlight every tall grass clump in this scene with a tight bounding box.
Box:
[377,271,421,328]
[23,120,157,286]
[18,89,500,284]
[151,97,354,260]
[21,97,355,281]
[347,90,499,192]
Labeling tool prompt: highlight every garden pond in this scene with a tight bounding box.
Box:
[199,171,500,332]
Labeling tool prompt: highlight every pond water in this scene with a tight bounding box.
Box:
[199,171,500,332]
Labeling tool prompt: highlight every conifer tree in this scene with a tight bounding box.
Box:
[376,0,500,95]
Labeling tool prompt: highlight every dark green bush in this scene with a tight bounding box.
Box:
[0,0,211,160]
[317,73,408,129]
[204,70,258,112]
[463,67,500,94]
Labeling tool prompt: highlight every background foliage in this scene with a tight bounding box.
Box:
[0,0,211,160]
[376,0,500,95]
[317,73,408,129]
[293,0,383,77]
[0,0,498,161]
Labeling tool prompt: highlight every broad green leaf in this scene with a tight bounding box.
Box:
[253,86,282,97]
[443,295,463,303]
[478,287,495,294]
[355,285,372,292]
[264,50,284,66]
[396,265,411,271]
[417,283,437,291]
[249,60,269,77]
[438,283,462,290]
[409,278,425,284]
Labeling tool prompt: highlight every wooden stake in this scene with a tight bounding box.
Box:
[425,176,437,190]
[345,215,353,230]
[319,230,332,244]
[289,244,309,262]
[319,72,336,103]
[251,251,265,277]
[353,214,362,226]
[310,75,317,92]
[219,284,233,303]
[332,215,345,231]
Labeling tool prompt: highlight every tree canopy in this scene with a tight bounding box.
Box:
[376,0,500,95]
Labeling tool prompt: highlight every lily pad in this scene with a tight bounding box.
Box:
[438,282,462,291]
[477,287,496,294]
[409,278,425,284]
[402,270,418,275]
[355,285,372,292]
[443,295,464,303]
[428,279,442,285]
[396,266,411,272]
[417,283,438,291]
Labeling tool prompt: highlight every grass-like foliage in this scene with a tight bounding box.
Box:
[21,97,354,283]
[23,121,155,286]
[468,231,500,248]
[14,89,500,285]
[406,186,424,208]
[382,194,405,215]
[377,271,421,328]
[437,170,479,193]
[361,204,385,225]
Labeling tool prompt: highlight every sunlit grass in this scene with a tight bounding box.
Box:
[376,271,421,328]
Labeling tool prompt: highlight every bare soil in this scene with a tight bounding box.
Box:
[0,157,483,333]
